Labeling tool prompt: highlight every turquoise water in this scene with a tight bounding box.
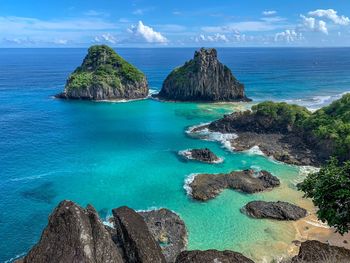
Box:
[1,48,350,262]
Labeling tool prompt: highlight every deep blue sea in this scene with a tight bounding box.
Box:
[1,48,350,262]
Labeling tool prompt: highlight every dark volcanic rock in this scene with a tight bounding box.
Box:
[207,111,322,166]
[20,200,124,263]
[157,48,250,102]
[175,250,255,263]
[56,45,148,101]
[242,201,307,220]
[188,170,280,201]
[291,240,350,263]
[179,148,221,163]
[113,206,166,263]
[139,209,188,263]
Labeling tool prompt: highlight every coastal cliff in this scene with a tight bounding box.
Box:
[156,48,250,102]
[56,45,148,100]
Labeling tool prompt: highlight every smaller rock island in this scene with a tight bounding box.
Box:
[56,45,148,100]
[156,48,250,102]
[178,148,222,163]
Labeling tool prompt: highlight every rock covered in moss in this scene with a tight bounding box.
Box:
[157,48,250,102]
[56,45,148,100]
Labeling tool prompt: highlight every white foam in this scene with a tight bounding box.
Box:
[284,91,350,111]
[303,219,330,229]
[187,124,237,151]
[183,173,199,196]
[299,165,320,176]
[4,252,26,263]
[9,170,67,182]
[245,145,265,156]
[291,166,320,186]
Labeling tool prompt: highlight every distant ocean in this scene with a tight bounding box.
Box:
[1,48,350,262]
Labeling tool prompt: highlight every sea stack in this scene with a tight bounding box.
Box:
[56,45,148,100]
[157,48,250,102]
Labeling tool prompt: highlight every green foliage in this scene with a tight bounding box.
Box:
[302,94,350,157]
[252,101,311,129]
[66,45,144,91]
[252,95,350,159]
[298,157,350,234]
[168,60,198,85]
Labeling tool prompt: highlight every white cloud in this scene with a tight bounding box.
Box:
[0,16,116,32]
[195,33,229,43]
[54,39,68,45]
[318,20,328,34]
[308,9,349,25]
[263,10,277,16]
[202,19,287,33]
[128,21,168,43]
[300,15,328,34]
[274,29,303,42]
[94,33,118,44]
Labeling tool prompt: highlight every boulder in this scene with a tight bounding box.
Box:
[188,170,280,201]
[175,250,255,263]
[139,209,188,263]
[157,48,250,102]
[291,240,350,263]
[179,148,221,163]
[19,200,124,263]
[112,206,166,263]
[242,201,307,220]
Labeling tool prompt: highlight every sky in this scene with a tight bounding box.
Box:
[1,0,350,47]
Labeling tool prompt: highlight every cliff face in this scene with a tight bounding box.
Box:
[57,45,148,100]
[157,48,249,102]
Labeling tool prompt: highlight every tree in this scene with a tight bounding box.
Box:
[298,157,350,234]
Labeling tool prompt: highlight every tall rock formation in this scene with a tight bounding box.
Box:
[157,48,250,102]
[19,200,124,263]
[56,45,148,100]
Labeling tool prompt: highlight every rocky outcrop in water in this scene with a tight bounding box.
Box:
[242,201,307,221]
[179,148,221,163]
[140,209,188,263]
[188,170,280,201]
[56,45,148,100]
[291,240,350,263]
[17,200,124,263]
[156,48,250,102]
[175,250,255,263]
[112,206,167,263]
[207,111,321,166]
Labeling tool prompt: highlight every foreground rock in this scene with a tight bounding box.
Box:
[156,48,250,102]
[175,250,255,263]
[18,200,124,263]
[113,206,166,263]
[139,209,188,263]
[207,111,321,166]
[291,240,350,263]
[242,201,307,221]
[179,148,222,163]
[56,45,148,100]
[188,170,280,201]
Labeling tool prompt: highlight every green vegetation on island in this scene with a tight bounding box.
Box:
[59,45,148,100]
[251,101,311,131]
[251,94,350,161]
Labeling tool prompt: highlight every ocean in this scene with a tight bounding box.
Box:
[1,48,350,262]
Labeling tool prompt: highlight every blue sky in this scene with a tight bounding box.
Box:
[1,0,350,47]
